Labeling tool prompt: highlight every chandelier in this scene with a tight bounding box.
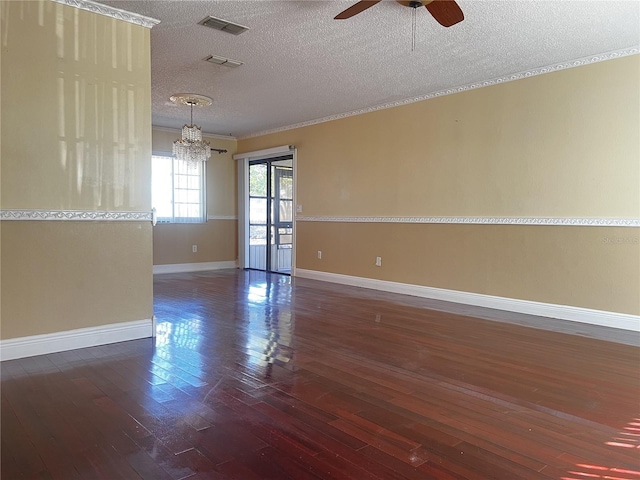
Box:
[171,94,212,167]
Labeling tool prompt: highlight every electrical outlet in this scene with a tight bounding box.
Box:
[317,250,322,259]
[192,245,197,253]
[296,204,303,213]
[375,256,382,267]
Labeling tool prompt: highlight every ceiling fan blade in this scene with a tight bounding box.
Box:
[334,1,382,19]
[425,0,464,27]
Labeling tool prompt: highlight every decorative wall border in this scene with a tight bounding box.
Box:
[295,216,640,227]
[240,47,639,139]
[1,209,153,222]
[207,215,238,221]
[50,0,160,28]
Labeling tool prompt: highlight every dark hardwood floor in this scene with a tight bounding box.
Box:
[2,269,639,479]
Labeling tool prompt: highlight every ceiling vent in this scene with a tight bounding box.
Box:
[198,16,249,35]
[204,55,244,68]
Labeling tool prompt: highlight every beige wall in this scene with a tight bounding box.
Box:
[152,221,237,265]
[239,56,640,315]
[151,129,238,265]
[1,1,151,211]
[0,1,154,339]
[1,222,153,338]
[297,223,639,315]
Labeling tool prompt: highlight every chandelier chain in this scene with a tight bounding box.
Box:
[412,7,416,52]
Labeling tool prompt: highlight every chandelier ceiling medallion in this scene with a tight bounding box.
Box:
[171,93,213,167]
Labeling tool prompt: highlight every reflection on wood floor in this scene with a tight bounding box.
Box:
[2,269,639,479]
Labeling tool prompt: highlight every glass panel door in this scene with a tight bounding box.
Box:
[272,162,293,273]
[249,163,268,270]
[248,157,293,273]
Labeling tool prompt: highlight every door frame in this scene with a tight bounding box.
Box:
[234,145,297,274]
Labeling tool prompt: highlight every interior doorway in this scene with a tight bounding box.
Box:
[247,155,293,273]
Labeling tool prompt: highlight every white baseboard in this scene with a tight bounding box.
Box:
[153,261,236,274]
[0,319,153,361]
[295,269,640,332]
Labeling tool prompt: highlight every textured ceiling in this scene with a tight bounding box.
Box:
[98,0,639,138]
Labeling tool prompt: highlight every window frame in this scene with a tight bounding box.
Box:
[152,152,207,224]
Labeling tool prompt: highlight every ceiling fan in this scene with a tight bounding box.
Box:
[334,0,464,27]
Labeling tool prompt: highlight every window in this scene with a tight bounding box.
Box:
[152,154,206,223]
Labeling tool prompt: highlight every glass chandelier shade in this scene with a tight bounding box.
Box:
[170,94,213,167]
[173,123,211,167]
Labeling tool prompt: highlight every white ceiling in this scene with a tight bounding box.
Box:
[98,0,639,139]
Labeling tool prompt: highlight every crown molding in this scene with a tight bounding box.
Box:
[240,47,640,140]
[1,209,153,222]
[50,0,160,28]
[295,216,640,227]
[152,125,236,141]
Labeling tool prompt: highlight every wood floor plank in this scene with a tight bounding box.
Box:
[2,269,639,479]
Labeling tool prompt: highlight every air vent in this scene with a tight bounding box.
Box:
[204,55,244,68]
[198,16,249,35]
